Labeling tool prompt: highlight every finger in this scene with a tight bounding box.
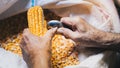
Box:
[20,38,26,48]
[44,27,57,41]
[60,17,74,26]
[23,28,34,37]
[23,28,37,43]
[23,29,31,44]
[23,28,30,34]
[20,38,28,54]
[57,27,77,40]
[60,16,80,27]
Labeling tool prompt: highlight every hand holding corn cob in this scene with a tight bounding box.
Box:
[2,6,79,68]
[20,28,57,68]
[27,6,79,68]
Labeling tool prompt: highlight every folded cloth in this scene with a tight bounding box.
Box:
[0,48,28,68]
[0,0,17,14]
[0,0,120,68]
[37,0,120,68]
[38,0,120,33]
[64,53,107,68]
[0,0,31,20]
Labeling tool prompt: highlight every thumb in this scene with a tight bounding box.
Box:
[44,27,57,41]
[57,28,77,40]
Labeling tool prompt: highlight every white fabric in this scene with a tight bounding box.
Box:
[0,0,31,20]
[0,0,119,32]
[37,0,120,68]
[0,48,28,68]
[0,0,120,68]
[65,54,107,68]
[0,0,17,14]
[38,0,120,33]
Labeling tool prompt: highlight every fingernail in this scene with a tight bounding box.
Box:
[52,27,58,31]
[57,28,63,33]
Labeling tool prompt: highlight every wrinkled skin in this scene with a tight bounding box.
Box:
[57,17,99,42]
[20,28,57,68]
[57,17,107,47]
[57,16,120,50]
[56,0,120,47]
[20,0,120,68]
[20,16,120,68]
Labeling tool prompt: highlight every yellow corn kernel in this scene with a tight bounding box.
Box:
[27,6,79,68]
[1,34,22,56]
[2,6,79,68]
[27,6,45,36]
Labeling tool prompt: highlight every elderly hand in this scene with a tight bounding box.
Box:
[57,17,108,47]
[20,28,57,68]
[57,17,101,41]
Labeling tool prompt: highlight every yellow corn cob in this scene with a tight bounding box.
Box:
[2,6,79,68]
[27,6,45,36]
[27,6,79,68]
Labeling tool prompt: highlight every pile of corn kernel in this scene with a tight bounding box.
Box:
[1,33,22,56]
[51,35,79,68]
[27,6,79,68]
[0,8,79,68]
[1,34,79,68]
